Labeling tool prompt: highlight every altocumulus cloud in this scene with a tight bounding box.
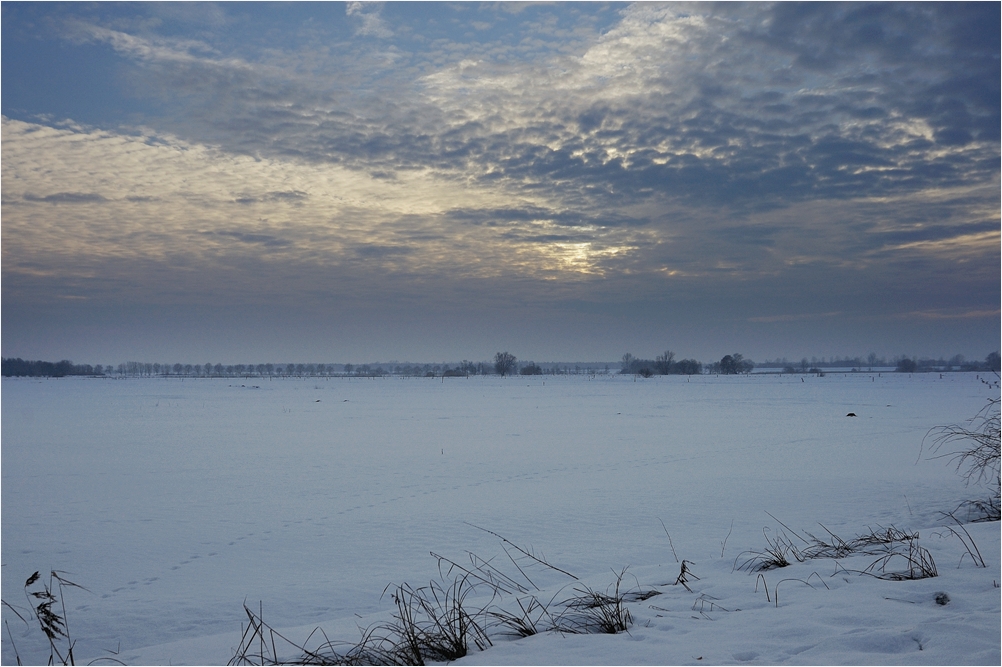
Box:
[0,116,627,302]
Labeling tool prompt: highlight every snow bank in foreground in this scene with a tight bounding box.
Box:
[123,519,1000,666]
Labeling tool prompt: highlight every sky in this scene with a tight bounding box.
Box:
[2,2,999,365]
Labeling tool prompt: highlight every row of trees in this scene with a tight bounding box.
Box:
[1,360,361,378]
[0,357,603,379]
[1,358,99,377]
[894,353,1000,374]
[894,352,1000,373]
[619,352,706,376]
[707,354,755,375]
[6,351,998,379]
[492,353,604,377]
[134,362,347,378]
[764,352,1001,373]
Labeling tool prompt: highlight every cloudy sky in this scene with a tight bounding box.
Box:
[2,2,999,365]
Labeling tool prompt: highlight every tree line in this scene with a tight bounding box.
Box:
[4,351,998,378]
[618,351,706,377]
[760,352,1000,373]
[1,358,100,377]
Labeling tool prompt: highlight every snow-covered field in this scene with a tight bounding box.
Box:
[2,373,998,665]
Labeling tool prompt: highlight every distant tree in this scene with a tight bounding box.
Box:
[673,359,703,375]
[494,351,517,376]
[654,350,675,375]
[520,362,543,375]
[719,355,736,374]
[621,353,635,373]
[738,355,755,374]
[896,357,918,373]
[718,353,753,375]
[987,352,1001,372]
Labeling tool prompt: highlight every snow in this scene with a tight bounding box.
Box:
[2,373,998,665]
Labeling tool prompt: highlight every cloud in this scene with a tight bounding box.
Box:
[63,19,223,65]
[748,312,843,324]
[24,192,108,204]
[1,116,639,304]
[42,3,995,225]
[895,309,1002,321]
[202,231,291,248]
[409,3,997,209]
[873,230,1001,262]
[2,4,998,360]
[355,244,412,258]
[346,2,392,39]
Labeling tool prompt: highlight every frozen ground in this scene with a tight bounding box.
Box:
[2,372,998,665]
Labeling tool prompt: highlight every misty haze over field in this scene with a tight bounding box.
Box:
[2,2,999,368]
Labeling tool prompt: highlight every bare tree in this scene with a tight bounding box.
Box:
[655,350,675,375]
[621,353,634,373]
[494,351,517,377]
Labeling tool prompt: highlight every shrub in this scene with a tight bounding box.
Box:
[735,528,801,572]
[923,378,1000,520]
[381,577,492,663]
[2,570,88,666]
[553,571,633,635]
[925,395,1000,491]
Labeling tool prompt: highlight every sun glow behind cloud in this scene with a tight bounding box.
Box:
[1,116,645,300]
